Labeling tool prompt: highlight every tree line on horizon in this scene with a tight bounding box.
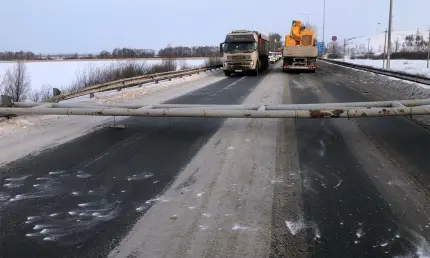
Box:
[0,45,223,61]
[0,32,286,61]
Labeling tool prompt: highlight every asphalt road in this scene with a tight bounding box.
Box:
[1,62,430,258]
[0,73,266,258]
[271,62,430,257]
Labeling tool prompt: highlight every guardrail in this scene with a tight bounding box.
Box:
[47,64,222,102]
[320,58,430,86]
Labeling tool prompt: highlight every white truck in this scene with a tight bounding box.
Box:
[269,51,282,64]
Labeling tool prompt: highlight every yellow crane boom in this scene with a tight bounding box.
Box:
[284,20,315,47]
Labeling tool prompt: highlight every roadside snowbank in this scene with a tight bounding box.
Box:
[333,58,430,78]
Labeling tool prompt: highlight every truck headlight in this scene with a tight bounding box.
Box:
[223,62,228,68]
[250,62,254,67]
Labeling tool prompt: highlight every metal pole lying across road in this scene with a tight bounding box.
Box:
[10,98,430,109]
[2,100,430,118]
[1,106,430,118]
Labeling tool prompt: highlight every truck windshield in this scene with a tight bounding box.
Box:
[223,42,256,52]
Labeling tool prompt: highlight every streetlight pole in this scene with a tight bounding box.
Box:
[322,0,326,53]
[386,0,393,70]
[427,29,430,68]
[383,29,388,68]
[367,38,371,54]
[343,39,346,61]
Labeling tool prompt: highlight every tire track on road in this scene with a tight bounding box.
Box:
[0,74,267,258]
[288,71,421,257]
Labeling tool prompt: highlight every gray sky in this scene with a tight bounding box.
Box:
[1,0,429,53]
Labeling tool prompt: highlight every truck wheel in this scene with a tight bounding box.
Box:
[224,71,231,76]
[251,69,259,76]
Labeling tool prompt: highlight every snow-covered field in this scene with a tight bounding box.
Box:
[334,58,430,78]
[0,59,206,92]
[345,29,428,55]
[332,29,430,77]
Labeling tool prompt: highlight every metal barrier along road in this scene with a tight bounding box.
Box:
[47,64,222,102]
[2,97,430,119]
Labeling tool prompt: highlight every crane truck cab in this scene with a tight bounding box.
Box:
[219,30,269,76]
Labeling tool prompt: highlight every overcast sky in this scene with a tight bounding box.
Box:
[1,0,429,53]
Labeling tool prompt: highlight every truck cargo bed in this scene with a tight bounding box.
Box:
[282,46,318,57]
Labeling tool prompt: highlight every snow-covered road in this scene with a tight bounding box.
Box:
[1,62,430,258]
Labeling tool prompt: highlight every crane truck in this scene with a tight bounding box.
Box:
[282,20,318,73]
[220,30,269,76]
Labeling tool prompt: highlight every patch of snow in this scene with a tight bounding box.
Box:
[196,192,204,197]
[356,228,364,238]
[285,219,306,235]
[232,223,258,231]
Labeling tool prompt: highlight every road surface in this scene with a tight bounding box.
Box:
[271,62,430,258]
[0,62,429,258]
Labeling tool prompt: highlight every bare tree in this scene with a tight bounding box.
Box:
[0,74,5,95]
[29,84,51,102]
[204,56,222,67]
[358,43,367,54]
[3,61,30,102]
[394,39,400,53]
[161,57,177,71]
[179,60,191,70]
[269,33,283,51]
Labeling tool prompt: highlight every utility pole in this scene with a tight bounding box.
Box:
[322,0,326,51]
[367,38,371,54]
[343,38,347,61]
[383,29,388,69]
[386,0,393,70]
[427,29,430,68]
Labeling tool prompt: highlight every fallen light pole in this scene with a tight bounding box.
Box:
[11,98,430,110]
[2,95,430,119]
[1,101,430,119]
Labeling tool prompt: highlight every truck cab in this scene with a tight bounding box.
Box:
[220,30,269,76]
